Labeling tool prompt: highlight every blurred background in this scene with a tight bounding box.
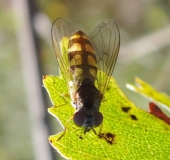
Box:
[1,0,170,159]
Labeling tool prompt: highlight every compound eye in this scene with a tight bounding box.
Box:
[94,111,103,127]
[73,111,86,127]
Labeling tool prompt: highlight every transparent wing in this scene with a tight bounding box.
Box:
[89,20,120,95]
[51,17,78,82]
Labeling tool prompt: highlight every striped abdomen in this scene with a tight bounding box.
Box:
[68,30,97,83]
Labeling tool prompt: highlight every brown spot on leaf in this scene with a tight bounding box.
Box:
[122,107,131,113]
[79,136,83,139]
[98,132,116,144]
[42,75,46,79]
[130,114,138,120]
[49,139,52,143]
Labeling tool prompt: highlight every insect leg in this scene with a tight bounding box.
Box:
[98,123,103,135]
[91,127,97,135]
[57,115,73,141]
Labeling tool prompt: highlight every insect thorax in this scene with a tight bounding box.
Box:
[73,78,101,111]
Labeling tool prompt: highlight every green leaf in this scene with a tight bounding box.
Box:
[43,75,170,160]
[126,78,170,111]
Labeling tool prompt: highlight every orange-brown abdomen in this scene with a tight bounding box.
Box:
[68,31,97,83]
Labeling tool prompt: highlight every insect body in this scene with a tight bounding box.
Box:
[68,30,103,133]
[51,17,120,136]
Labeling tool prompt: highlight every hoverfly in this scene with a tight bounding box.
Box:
[51,17,120,138]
